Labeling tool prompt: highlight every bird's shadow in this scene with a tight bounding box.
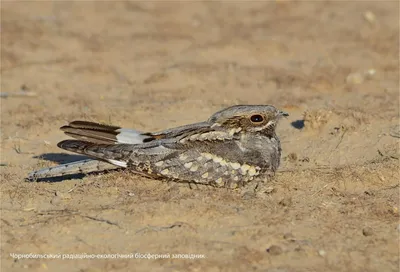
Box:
[33,153,90,164]
[27,173,87,183]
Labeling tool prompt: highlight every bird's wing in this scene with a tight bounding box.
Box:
[59,120,219,145]
[149,121,241,143]
[57,120,243,168]
[57,139,176,168]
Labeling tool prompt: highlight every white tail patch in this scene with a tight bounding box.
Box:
[107,159,127,168]
[116,129,148,144]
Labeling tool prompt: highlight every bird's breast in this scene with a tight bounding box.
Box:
[239,134,282,171]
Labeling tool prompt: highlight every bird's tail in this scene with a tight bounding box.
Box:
[27,159,119,181]
[60,120,151,144]
[28,120,149,181]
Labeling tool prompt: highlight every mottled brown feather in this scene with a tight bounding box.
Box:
[66,121,121,131]
[60,121,122,144]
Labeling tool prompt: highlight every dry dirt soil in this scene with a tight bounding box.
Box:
[1,2,399,272]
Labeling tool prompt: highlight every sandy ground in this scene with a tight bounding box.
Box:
[1,1,399,271]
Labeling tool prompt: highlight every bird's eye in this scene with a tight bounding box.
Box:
[250,114,264,123]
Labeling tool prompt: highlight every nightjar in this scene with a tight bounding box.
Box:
[28,105,288,188]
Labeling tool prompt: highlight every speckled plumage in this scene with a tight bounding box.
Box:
[28,105,288,188]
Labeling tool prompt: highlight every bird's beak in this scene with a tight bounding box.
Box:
[279,110,289,117]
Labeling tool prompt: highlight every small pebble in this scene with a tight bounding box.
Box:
[363,11,376,24]
[266,245,283,255]
[364,190,375,196]
[279,197,292,207]
[362,227,374,236]
[294,246,304,252]
[287,153,297,162]
[50,195,62,205]
[283,233,295,240]
[364,69,376,79]
[318,249,327,256]
[346,72,364,84]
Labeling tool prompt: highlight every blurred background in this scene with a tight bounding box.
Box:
[2,2,398,129]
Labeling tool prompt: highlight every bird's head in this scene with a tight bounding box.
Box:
[208,105,288,136]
